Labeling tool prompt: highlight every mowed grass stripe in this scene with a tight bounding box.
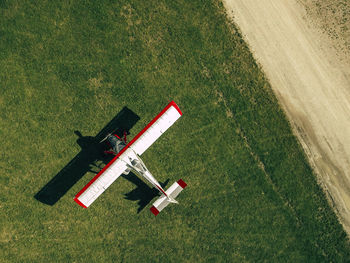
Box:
[0,0,349,262]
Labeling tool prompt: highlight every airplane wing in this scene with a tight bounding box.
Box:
[128,100,182,155]
[74,156,128,208]
[74,101,182,208]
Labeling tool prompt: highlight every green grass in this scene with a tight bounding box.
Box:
[0,0,349,262]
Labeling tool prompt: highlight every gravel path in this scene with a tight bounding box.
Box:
[223,0,350,234]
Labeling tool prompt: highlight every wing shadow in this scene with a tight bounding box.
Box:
[34,106,140,205]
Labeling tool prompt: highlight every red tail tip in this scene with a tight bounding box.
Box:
[150,206,159,216]
[177,179,187,189]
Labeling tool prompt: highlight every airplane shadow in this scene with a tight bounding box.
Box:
[121,173,169,213]
[34,106,140,206]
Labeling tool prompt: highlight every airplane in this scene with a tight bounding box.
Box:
[74,101,187,216]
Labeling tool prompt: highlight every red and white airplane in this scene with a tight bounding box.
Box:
[74,101,187,216]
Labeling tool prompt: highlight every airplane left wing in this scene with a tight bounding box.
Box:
[74,157,128,208]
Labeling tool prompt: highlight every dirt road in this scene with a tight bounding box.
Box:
[222,0,350,234]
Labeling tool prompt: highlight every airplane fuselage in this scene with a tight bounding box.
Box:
[105,134,167,196]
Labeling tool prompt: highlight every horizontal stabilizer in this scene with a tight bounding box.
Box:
[150,179,187,216]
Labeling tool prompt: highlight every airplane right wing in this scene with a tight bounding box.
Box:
[129,101,182,155]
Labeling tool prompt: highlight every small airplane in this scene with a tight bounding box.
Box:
[74,101,187,216]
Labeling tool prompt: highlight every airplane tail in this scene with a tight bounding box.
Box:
[150,179,187,216]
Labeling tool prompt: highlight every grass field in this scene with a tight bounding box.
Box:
[1,0,349,262]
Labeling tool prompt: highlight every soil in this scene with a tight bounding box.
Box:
[222,0,350,234]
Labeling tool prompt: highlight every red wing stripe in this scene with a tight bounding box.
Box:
[75,101,182,199]
[170,101,182,115]
[126,101,182,148]
[75,152,122,198]
[74,197,87,208]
